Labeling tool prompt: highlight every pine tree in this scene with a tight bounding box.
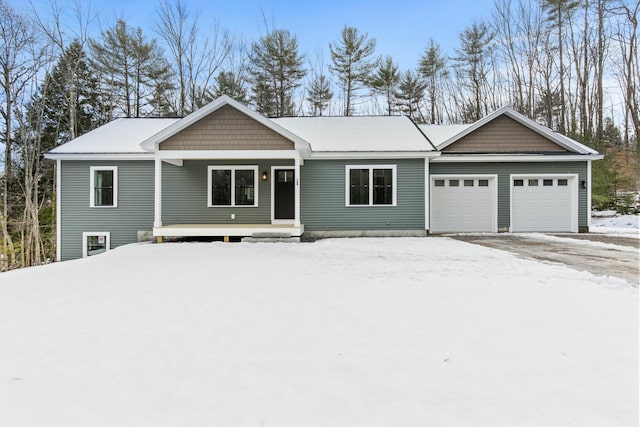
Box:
[370,55,400,115]
[329,26,376,116]
[249,29,306,117]
[395,70,427,122]
[90,20,173,118]
[38,40,104,148]
[214,70,248,104]
[418,39,447,124]
[306,73,333,116]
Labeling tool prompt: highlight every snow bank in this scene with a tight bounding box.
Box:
[0,238,637,427]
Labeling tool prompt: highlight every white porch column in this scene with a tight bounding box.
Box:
[154,157,162,228]
[424,157,430,232]
[587,159,592,228]
[294,154,301,227]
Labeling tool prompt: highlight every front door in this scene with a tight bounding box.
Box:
[274,169,295,220]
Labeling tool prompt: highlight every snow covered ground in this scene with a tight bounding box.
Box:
[591,212,639,236]
[0,238,637,427]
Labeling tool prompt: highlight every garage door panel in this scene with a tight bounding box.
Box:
[511,175,576,232]
[431,176,496,233]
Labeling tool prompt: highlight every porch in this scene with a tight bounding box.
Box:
[153,223,304,238]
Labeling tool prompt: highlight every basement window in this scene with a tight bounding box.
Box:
[82,232,110,257]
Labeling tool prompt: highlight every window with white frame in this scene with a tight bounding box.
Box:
[208,165,259,207]
[82,232,110,257]
[346,165,396,206]
[90,166,117,207]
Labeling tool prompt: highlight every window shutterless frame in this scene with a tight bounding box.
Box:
[82,232,110,258]
[89,166,118,207]
[207,165,259,207]
[345,164,397,207]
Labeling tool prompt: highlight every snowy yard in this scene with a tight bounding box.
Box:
[0,237,637,426]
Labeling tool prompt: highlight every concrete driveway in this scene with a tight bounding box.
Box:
[447,233,639,285]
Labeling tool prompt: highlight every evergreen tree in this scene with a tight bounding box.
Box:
[395,70,427,122]
[90,20,173,118]
[370,55,399,115]
[214,70,248,104]
[249,29,306,117]
[418,39,448,124]
[306,73,333,116]
[329,26,376,116]
[38,40,103,149]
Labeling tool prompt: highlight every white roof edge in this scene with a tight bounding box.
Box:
[432,153,604,162]
[44,153,155,160]
[438,107,599,155]
[309,151,441,159]
[139,95,311,155]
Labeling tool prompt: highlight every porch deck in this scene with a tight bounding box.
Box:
[153,223,304,238]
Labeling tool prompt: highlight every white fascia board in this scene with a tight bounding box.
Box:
[156,149,300,160]
[139,95,312,154]
[432,154,603,162]
[44,153,154,161]
[309,151,441,160]
[437,107,597,155]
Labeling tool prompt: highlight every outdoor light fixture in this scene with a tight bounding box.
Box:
[261,171,268,181]
[580,180,587,189]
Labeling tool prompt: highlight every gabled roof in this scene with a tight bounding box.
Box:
[431,107,598,155]
[419,124,471,147]
[47,118,179,154]
[139,95,311,154]
[272,116,435,152]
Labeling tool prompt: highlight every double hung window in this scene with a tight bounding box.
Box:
[90,166,117,207]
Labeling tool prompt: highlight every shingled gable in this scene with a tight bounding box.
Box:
[140,95,310,153]
[438,107,597,155]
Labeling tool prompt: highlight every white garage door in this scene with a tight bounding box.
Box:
[511,175,577,232]
[430,176,497,232]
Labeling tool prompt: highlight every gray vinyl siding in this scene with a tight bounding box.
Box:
[300,159,425,231]
[59,160,154,261]
[162,159,293,224]
[429,161,589,229]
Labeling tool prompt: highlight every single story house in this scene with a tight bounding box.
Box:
[45,95,602,261]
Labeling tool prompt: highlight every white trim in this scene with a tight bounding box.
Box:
[294,155,301,228]
[311,151,440,160]
[157,150,299,160]
[424,158,430,231]
[82,232,111,258]
[140,95,312,156]
[345,164,398,207]
[56,159,61,262]
[432,154,603,162]
[44,153,154,161]
[270,166,297,224]
[429,174,498,233]
[587,160,592,227]
[437,107,599,155]
[207,165,259,208]
[509,173,579,233]
[154,158,162,228]
[89,166,118,208]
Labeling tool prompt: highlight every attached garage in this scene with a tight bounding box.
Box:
[511,174,578,232]
[430,175,497,232]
